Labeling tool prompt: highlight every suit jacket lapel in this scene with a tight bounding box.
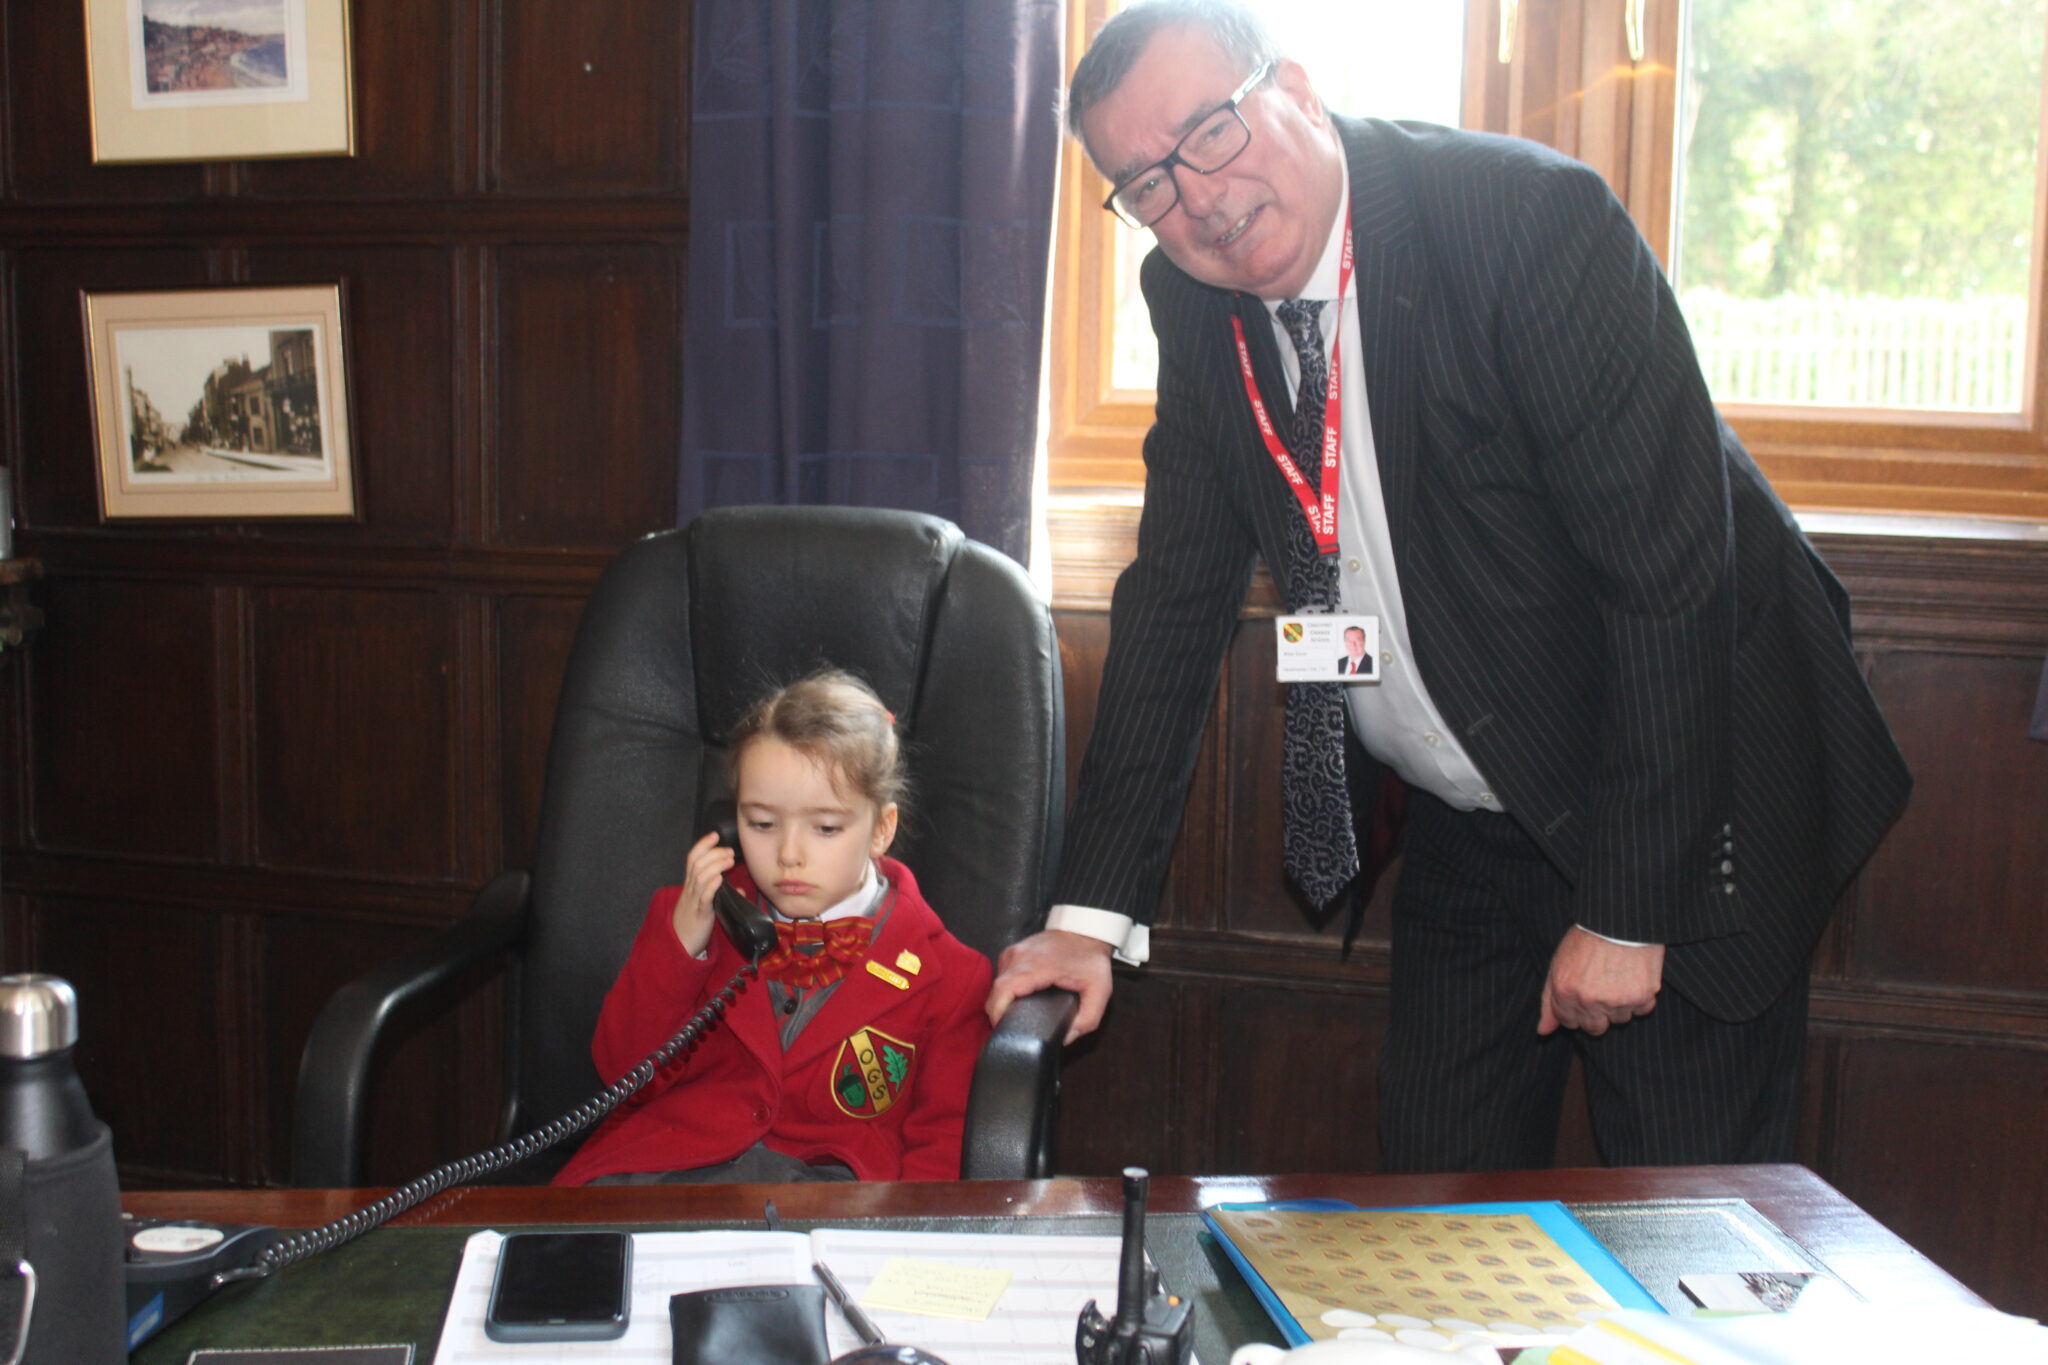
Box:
[1232,286,1296,433]
[1340,117,1426,579]
[722,941,791,1078]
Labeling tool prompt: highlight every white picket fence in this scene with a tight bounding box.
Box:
[1680,288,2028,411]
[1111,283,2028,414]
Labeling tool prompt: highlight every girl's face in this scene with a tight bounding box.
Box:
[735,736,898,919]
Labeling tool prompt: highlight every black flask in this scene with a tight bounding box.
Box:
[0,974,126,1363]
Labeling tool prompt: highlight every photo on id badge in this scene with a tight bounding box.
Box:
[1277,615,1380,683]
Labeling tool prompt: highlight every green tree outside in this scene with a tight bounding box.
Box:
[1678,0,2044,407]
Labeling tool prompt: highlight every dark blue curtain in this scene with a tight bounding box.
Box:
[680,0,1062,564]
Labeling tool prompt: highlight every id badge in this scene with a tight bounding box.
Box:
[1276,614,1379,682]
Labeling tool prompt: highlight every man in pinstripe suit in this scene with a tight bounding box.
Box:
[986,0,1910,1168]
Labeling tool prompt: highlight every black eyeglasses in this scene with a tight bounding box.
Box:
[1102,61,1274,230]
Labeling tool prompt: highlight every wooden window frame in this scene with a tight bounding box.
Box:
[1047,0,2048,523]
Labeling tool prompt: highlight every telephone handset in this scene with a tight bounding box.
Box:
[193,802,776,1310]
[700,799,778,964]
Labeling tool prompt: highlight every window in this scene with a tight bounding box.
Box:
[1676,0,2040,413]
[1049,0,2048,523]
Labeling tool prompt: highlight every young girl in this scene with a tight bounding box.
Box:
[554,670,994,1184]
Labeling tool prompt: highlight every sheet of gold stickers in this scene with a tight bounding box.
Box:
[1208,1208,1620,1347]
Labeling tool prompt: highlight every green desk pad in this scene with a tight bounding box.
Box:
[132,1199,1817,1364]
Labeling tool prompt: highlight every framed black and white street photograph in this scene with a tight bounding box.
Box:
[83,0,354,162]
[82,284,358,520]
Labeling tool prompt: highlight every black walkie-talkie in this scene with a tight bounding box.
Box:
[1075,1167,1194,1365]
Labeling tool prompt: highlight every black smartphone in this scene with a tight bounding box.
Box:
[484,1231,633,1342]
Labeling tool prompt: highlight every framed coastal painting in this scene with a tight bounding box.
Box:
[83,0,354,163]
[83,285,358,520]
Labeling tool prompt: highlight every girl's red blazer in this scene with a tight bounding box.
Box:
[554,857,993,1185]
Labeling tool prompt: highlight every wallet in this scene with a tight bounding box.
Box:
[669,1283,830,1365]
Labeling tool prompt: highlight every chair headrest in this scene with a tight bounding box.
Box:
[687,506,964,744]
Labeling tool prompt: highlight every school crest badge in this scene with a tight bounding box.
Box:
[830,1027,915,1118]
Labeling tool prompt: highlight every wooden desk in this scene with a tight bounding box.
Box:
[125,1164,1981,1360]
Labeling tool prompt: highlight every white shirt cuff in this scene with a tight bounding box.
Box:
[1046,904,1151,965]
[1575,923,1658,948]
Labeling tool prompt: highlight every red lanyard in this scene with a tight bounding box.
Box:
[1229,216,1353,555]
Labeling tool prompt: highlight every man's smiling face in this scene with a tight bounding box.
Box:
[1082,24,1344,300]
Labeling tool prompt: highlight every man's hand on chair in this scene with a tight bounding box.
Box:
[986,929,1114,1044]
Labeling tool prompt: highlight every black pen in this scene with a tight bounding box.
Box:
[812,1258,884,1346]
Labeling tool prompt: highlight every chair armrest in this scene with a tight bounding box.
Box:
[960,988,1076,1180]
[290,871,531,1187]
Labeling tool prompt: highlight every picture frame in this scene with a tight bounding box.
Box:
[82,284,359,521]
[83,0,354,164]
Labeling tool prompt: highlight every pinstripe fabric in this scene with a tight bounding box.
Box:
[1057,121,1910,1038]
[1380,792,1806,1169]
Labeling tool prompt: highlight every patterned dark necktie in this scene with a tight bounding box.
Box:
[1274,298,1359,910]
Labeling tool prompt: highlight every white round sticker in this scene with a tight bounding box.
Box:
[133,1225,225,1254]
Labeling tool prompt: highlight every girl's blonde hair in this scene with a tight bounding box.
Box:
[726,669,906,813]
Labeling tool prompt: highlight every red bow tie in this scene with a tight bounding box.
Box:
[758,916,875,990]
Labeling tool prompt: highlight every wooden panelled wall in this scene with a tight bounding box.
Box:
[0,7,689,1183]
[2,0,2046,1331]
[1047,503,2048,1320]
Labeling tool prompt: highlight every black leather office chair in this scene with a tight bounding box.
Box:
[291,506,1073,1185]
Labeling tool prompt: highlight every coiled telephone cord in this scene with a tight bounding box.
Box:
[214,965,758,1286]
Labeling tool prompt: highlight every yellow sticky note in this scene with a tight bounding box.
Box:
[858,1256,1012,1320]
